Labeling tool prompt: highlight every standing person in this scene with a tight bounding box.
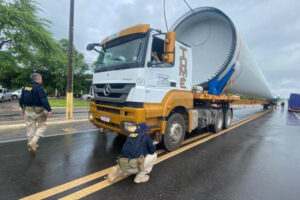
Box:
[281,101,285,110]
[19,73,52,152]
[108,122,157,184]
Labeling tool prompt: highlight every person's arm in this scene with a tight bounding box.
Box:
[37,86,52,113]
[146,134,156,154]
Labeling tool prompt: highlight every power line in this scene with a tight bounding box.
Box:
[163,0,168,31]
[183,0,194,13]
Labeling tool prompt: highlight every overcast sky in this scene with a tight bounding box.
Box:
[38,0,300,98]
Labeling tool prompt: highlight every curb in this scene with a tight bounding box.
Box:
[0,118,89,131]
[0,107,89,114]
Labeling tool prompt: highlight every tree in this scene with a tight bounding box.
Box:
[0,0,57,88]
[0,0,91,96]
[0,0,56,57]
[33,39,91,96]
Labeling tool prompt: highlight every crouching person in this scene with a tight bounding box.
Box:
[108,122,157,184]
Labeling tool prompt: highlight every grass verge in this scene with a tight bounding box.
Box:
[49,99,89,107]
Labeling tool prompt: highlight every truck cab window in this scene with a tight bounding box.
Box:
[151,37,164,63]
[94,33,147,73]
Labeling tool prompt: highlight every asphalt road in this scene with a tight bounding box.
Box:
[0,107,299,200]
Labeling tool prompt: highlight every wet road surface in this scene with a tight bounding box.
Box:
[0,108,299,200]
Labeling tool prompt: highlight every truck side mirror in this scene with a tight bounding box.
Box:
[86,43,99,51]
[163,31,176,63]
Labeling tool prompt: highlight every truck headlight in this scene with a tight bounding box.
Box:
[89,112,94,121]
[123,121,136,132]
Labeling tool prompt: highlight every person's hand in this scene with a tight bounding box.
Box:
[153,140,159,145]
[48,112,52,117]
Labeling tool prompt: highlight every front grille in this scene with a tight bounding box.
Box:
[95,118,120,129]
[97,93,122,98]
[93,83,135,103]
[95,84,126,89]
[97,106,121,114]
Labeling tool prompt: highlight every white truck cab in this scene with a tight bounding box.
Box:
[91,25,192,105]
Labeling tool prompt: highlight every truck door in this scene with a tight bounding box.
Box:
[145,35,178,103]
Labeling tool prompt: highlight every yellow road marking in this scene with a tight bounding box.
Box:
[155,110,269,164]
[182,132,211,145]
[20,149,165,200]
[58,110,270,200]
[19,168,113,200]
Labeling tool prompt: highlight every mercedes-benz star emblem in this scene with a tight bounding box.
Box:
[103,84,111,96]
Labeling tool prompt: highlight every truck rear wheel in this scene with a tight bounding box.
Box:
[211,109,224,133]
[223,108,232,129]
[163,113,185,151]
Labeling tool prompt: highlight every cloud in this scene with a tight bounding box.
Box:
[38,0,300,98]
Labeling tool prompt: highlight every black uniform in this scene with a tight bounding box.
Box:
[121,122,156,159]
[19,82,52,112]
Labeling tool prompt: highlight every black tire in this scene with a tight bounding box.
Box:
[12,95,18,100]
[211,109,224,133]
[163,113,186,151]
[223,108,232,129]
[0,97,3,103]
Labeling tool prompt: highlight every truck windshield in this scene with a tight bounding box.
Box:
[95,33,147,72]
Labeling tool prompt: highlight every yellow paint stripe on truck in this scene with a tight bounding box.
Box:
[100,24,150,45]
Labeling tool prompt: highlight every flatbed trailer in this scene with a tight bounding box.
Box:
[89,91,271,151]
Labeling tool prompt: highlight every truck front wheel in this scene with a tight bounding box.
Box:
[163,113,186,151]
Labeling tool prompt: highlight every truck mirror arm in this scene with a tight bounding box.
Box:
[86,43,100,51]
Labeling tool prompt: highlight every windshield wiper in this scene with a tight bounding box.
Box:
[111,56,126,61]
[136,40,143,59]
[111,57,123,61]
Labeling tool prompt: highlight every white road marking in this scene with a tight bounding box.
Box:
[293,112,300,120]
[0,119,89,131]
[0,128,99,144]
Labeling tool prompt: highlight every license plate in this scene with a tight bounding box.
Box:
[101,115,110,122]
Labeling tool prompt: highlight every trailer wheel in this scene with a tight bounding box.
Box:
[211,109,224,133]
[223,108,232,129]
[163,113,185,151]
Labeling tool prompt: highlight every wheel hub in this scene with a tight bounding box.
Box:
[169,122,183,143]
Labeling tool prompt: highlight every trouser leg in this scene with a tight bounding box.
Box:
[136,153,157,178]
[33,113,47,144]
[25,112,36,143]
[121,168,139,176]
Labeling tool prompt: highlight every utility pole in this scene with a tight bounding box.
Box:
[66,0,74,120]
